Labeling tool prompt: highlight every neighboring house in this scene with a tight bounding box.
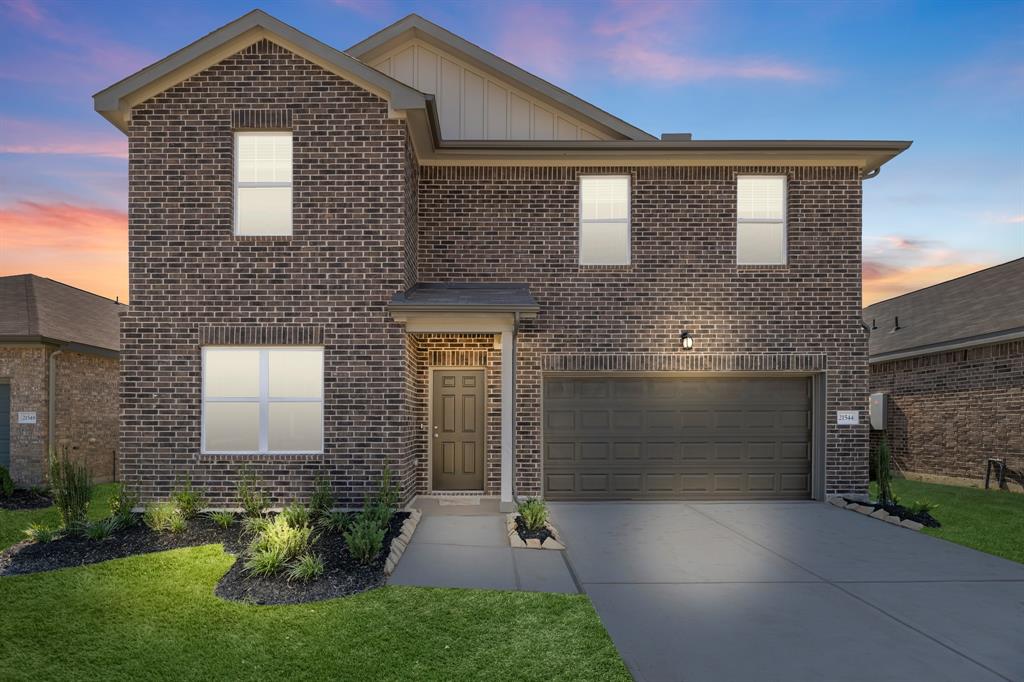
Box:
[93,10,910,508]
[865,258,1024,491]
[0,275,123,485]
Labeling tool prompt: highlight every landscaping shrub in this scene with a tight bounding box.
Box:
[168,513,187,534]
[48,447,92,535]
[241,515,271,539]
[908,500,938,516]
[236,467,269,518]
[343,515,386,564]
[23,523,58,543]
[309,476,333,519]
[0,465,13,498]
[517,497,549,532]
[86,518,118,541]
[244,546,289,578]
[143,502,180,533]
[171,477,206,520]
[317,510,351,534]
[207,510,235,529]
[279,501,311,529]
[362,467,399,528]
[248,515,314,559]
[873,436,895,506]
[287,552,326,582]
[109,484,140,528]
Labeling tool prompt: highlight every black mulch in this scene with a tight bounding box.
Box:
[0,511,410,606]
[514,515,552,543]
[844,498,941,528]
[0,489,53,511]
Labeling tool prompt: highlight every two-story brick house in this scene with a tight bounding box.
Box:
[94,10,909,509]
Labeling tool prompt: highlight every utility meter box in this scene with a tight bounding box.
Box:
[869,392,887,430]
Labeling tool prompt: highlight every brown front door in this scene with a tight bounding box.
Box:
[432,369,485,490]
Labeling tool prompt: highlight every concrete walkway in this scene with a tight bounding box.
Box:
[552,501,1024,682]
[387,498,577,593]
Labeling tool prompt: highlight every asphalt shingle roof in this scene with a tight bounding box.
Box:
[389,283,539,312]
[0,275,124,352]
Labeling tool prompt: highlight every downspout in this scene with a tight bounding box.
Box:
[48,348,63,460]
[511,312,519,504]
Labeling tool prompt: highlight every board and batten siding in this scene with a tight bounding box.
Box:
[371,39,610,141]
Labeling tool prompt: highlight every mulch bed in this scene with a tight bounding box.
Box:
[0,511,409,606]
[0,489,53,511]
[514,515,552,543]
[844,498,941,528]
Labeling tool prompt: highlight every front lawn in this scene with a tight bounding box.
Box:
[0,483,117,550]
[873,479,1024,564]
[0,544,629,681]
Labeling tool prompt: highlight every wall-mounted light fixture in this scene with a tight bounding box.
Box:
[680,330,694,350]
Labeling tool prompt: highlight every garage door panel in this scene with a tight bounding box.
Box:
[544,376,812,500]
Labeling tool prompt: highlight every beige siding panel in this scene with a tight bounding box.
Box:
[439,57,462,140]
[509,93,531,138]
[533,106,555,140]
[377,57,392,77]
[557,117,579,140]
[579,128,600,141]
[392,45,415,86]
[416,45,438,95]
[486,81,508,140]
[463,70,485,139]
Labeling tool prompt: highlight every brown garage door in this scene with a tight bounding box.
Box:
[543,376,812,500]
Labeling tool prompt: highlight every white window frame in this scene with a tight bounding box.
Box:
[578,174,632,266]
[233,131,293,236]
[201,346,323,455]
[736,174,788,265]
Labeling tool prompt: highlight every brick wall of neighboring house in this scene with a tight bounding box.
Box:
[417,166,869,498]
[123,39,414,506]
[0,347,49,485]
[53,351,119,483]
[869,340,1024,485]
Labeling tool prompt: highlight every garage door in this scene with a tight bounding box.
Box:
[543,376,812,500]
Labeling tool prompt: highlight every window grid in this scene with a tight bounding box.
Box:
[737,175,788,265]
[579,175,631,266]
[234,132,293,236]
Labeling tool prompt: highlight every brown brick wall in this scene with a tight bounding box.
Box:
[869,340,1024,484]
[123,39,413,506]
[418,166,869,497]
[53,351,119,483]
[0,347,49,485]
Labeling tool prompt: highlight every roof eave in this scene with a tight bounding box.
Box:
[869,327,1024,364]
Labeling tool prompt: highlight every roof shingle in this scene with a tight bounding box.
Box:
[0,275,124,352]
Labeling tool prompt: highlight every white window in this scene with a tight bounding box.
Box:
[579,175,630,265]
[202,347,323,454]
[234,132,292,236]
[737,175,787,264]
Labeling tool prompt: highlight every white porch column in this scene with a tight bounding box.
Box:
[500,329,515,512]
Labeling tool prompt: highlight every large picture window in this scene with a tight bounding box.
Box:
[234,132,292,236]
[736,175,787,265]
[202,347,322,454]
[579,175,630,265]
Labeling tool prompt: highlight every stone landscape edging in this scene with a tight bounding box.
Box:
[384,508,422,575]
[505,512,565,549]
[828,496,925,530]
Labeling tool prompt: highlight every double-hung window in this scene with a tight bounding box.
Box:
[736,175,787,264]
[579,175,631,265]
[235,131,292,236]
[202,347,323,454]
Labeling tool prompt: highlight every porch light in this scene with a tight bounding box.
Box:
[680,331,694,350]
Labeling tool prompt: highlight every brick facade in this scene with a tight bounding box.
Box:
[869,340,1024,486]
[0,346,118,485]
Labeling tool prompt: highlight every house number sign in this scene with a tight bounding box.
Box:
[836,410,860,426]
[18,411,37,424]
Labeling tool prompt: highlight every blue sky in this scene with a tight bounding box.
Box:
[0,0,1021,303]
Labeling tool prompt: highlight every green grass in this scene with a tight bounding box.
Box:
[0,545,629,681]
[0,483,117,550]
[872,478,1024,564]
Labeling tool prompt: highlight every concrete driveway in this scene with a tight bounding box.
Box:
[551,501,1024,682]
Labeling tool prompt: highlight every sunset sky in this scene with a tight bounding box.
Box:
[0,0,1021,305]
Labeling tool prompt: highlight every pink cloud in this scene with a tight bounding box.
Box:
[0,118,127,158]
[332,0,396,18]
[490,2,579,82]
[608,44,817,83]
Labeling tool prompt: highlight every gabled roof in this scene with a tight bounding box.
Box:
[0,275,125,353]
[863,258,1024,362]
[94,9,428,133]
[347,13,656,141]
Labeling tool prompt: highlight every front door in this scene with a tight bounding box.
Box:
[432,370,485,490]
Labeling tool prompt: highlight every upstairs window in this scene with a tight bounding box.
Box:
[579,175,630,265]
[202,347,323,454]
[235,132,292,236]
[736,175,787,265]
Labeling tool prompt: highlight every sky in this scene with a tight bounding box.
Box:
[0,0,1021,305]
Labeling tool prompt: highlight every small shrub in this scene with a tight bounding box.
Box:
[317,510,351,534]
[236,467,269,518]
[287,553,326,582]
[279,501,311,529]
[244,546,288,578]
[109,484,140,527]
[309,476,333,519]
[248,515,314,560]
[343,515,386,564]
[873,436,895,506]
[0,466,13,498]
[168,513,187,534]
[23,523,58,543]
[517,497,549,532]
[908,500,938,516]
[361,467,400,529]
[86,518,118,541]
[143,502,179,533]
[207,510,235,529]
[171,477,206,519]
[48,447,92,535]
[241,515,271,538]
